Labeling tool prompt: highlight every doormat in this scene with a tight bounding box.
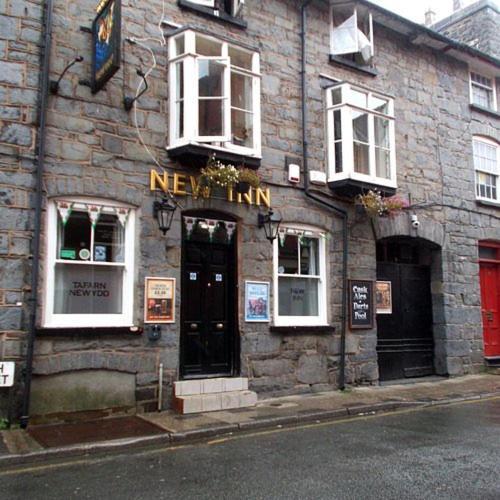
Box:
[27,416,165,448]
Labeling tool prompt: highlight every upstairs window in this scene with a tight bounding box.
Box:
[168,30,261,158]
[43,198,136,328]
[188,0,244,17]
[330,6,374,66]
[473,137,499,203]
[273,227,327,327]
[326,83,396,189]
[470,72,497,111]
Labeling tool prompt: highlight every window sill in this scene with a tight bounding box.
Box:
[329,55,378,77]
[476,198,500,208]
[178,0,247,29]
[168,143,261,169]
[270,325,335,334]
[470,104,500,119]
[36,326,143,336]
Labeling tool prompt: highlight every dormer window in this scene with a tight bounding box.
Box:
[330,6,374,67]
[180,1,245,26]
[326,83,396,195]
[168,30,261,161]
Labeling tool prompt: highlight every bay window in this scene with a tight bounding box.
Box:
[273,227,327,326]
[326,83,396,190]
[43,198,135,328]
[168,30,261,158]
[473,137,499,203]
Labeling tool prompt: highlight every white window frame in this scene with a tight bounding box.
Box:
[189,0,244,16]
[473,136,500,204]
[168,30,261,158]
[469,71,497,111]
[42,197,136,328]
[330,6,374,61]
[273,226,328,327]
[326,82,397,189]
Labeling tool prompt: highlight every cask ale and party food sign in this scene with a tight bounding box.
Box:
[349,280,374,329]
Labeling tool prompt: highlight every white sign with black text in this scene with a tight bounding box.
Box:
[0,361,15,387]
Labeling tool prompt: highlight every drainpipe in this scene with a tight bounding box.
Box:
[300,1,349,390]
[20,0,54,428]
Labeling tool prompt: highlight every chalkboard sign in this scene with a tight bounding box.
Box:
[348,280,374,329]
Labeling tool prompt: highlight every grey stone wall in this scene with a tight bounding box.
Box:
[0,0,498,418]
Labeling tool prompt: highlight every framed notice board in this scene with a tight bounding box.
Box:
[348,280,374,329]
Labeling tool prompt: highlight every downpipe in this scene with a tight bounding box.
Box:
[20,0,54,428]
[300,1,348,390]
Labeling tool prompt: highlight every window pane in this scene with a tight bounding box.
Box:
[59,211,91,261]
[473,140,497,174]
[335,142,343,173]
[94,214,125,263]
[476,171,497,200]
[472,85,493,108]
[231,109,253,148]
[199,99,223,136]
[371,96,389,114]
[353,142,369,174]
[196,35,222,56]
[375,148,391,179]
[199,60,224,97]
[331,87,342,105]
[349,89,368,108]
[229,46,252,70]
[300,237,319,275]
[174,35,185,56]
[374,117,390,148]
[231,72,253,111]
[278,234,298,274]
[54,264,123,314]
[479,247,497,260]
[176,62,184,99]
[333,110,342,141]
[176,101,184,139]
[278,277,319,316]
[352,111,368,142]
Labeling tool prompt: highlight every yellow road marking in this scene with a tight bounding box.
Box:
[1,396,498,477]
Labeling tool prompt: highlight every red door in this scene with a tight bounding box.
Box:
[479,262,500,357]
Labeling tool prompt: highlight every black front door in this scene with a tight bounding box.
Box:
[376,262,434,381]
[181,220,236,378]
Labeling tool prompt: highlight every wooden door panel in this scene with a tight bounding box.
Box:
[480,263,500,357]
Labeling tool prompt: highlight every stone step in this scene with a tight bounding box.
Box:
[174,377,249,396]
[173,390,258,414]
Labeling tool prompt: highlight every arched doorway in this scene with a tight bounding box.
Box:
[376,237,440,381]
[180,210,239,379]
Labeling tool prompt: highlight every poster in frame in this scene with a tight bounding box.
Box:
[245,281,270,322]
[91,0,121,94]
[375,280,392,314]
[144,277,175,324]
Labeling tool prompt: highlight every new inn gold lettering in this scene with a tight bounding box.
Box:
[150,170,271,208]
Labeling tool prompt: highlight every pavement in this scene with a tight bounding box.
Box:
[1,373,499,468]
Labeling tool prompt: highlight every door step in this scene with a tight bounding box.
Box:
[173,378,257,414]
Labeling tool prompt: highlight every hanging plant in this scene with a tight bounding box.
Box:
[357,190,408,218]
[236,167,260,194]
[195,155,239,198]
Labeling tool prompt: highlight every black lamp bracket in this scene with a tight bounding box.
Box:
[49,56,84,94]
[124,69,148,111]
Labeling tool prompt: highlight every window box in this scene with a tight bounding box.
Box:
[42,198,136,328]
[178,0,247,29]
[168,29,261,164]
[326,82,397,197]
[473,136,499,204]
[273,227,328,327]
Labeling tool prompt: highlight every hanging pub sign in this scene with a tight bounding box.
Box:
[144,277,175,324]
[91,0,121,94]
[376,281,392,314]
[348,280,374,329]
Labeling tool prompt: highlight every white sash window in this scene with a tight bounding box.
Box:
[43,198,135,328]
[474,137,499,203]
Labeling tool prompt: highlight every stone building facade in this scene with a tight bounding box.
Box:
[0,0,499,422]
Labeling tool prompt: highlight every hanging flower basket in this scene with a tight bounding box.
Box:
[236,181,251,194]
[195,155,239,198]
[356,190,408,218]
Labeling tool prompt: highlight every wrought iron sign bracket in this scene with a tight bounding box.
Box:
[123,69,148,111]
[50,56,84,94]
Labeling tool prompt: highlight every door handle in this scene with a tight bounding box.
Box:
[190,323,198,330]
[215,323,223,330]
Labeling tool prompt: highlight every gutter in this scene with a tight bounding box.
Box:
[20,0,54,428]
[300,1,348,390]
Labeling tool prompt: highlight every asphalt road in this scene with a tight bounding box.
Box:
[2,398,500,500]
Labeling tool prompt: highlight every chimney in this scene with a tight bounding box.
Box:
[453,0,463,11]
[425,9,436,26]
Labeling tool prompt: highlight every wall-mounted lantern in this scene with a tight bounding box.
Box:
[258,209,282,243]
[153,197,177,235]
